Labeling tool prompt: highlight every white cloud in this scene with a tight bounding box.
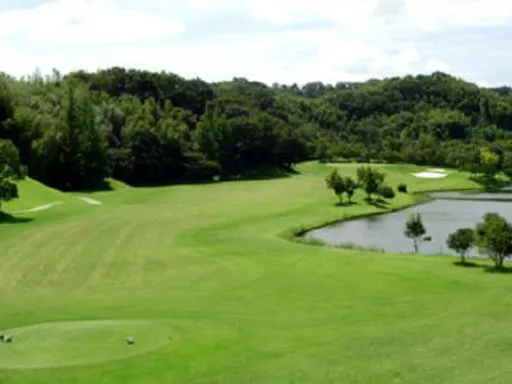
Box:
[424,58,451,73]
[0,0,511,86]
[0,0,184,44]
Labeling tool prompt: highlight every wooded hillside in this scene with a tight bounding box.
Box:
[1,68,512,190]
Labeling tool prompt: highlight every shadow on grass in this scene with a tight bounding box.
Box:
[126,165,299,188]
[453,261,482,268]
[0,212,34,225]
[453,261,512,274]
[334,201,357,207]
[63,179,114,193]
[366,198,390,209]
[484,266,512,274]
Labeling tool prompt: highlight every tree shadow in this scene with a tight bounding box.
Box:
[0,212,34,225]
[453,261,483,269]
[366,198,389,209]
[334,201,357,207]
[63,179,114,193]
[484,266,512,274]
[127,166,299,187]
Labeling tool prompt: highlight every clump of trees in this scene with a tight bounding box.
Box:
[325,170,358,204]
[325,166,395,205]
[356,166,386,201]
[442,213,512,269]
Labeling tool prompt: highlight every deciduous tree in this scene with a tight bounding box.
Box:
[404,213,427,253]
[447,228,475,263]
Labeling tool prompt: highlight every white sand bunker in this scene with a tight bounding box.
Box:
[412,169,448,179]
[74,196,102,205]
[17,202,64,213]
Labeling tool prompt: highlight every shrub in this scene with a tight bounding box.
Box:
[398,183,408,193]
[378,185,395,199]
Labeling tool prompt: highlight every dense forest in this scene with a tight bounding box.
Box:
[1,68,512,191]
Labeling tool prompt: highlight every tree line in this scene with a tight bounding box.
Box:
[2,68,512,195]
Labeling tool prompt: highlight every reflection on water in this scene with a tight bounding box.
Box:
[306,192,512,256]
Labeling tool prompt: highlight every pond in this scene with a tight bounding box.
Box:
[305,191,512,256]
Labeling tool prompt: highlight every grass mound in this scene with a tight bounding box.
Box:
[0,320,175,369]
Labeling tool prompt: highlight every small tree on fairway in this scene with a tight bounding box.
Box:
[447,228,475,263]
[344,176,358,203]
[405,212,427,253]
[475,213,512,269]
[325,170,345,204]
[357,166,385,200]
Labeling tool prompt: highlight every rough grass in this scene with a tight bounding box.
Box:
[1,162,510,384]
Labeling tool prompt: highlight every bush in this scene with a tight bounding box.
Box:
[378,185,396,199]
[398,183,408,193]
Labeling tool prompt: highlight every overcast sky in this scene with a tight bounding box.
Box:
[1,0,511,86]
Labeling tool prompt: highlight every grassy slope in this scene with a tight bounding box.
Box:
[1,163,510,383]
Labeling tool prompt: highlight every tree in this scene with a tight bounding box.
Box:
[446,228,475,263]
[479,147,500,180]
[0,140,22,214]
[404,212,427,253]
[357,166,385,200]
[325,170,345,204]
[0,165,18,213]
[475,213,512,269]
[378,185,395,200]
[343,176,358,203]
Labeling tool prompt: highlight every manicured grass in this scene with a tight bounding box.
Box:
[1,162,510,383]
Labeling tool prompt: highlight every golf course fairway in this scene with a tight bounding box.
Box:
[1,162,511,383]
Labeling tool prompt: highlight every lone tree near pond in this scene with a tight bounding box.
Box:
[475,213,512,269]
[447,228,475,263]
[404,212,427,253]
[357,166,385,200]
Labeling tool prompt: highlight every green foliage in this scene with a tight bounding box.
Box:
[404,212,427,253]
[475,213,512,269]
[325,171,359,204]
[447,228,475,263]
[479,148,500,179]
[357,166,385,200]
[0,139,22,212]
[0,166,18,212]
[397,183,408,193]
[3,69,512,190]
[343,176,358,202]
[378,185,395,200]
[325,170,345,203]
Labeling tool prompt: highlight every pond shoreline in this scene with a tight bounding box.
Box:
[287,186,485,252]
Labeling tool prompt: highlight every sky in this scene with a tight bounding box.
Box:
[0,0,511,86]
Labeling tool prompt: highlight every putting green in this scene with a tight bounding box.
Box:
[0,320,175,369]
